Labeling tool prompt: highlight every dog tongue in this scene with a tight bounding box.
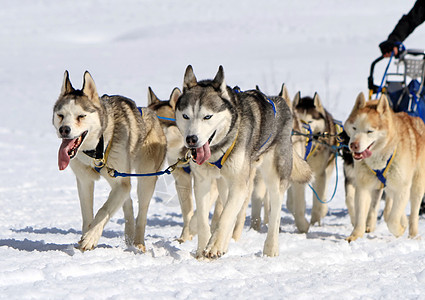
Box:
[58,139,75,170]
[362,149,372,159]
[354,148,372,160]
[195,142,211,165]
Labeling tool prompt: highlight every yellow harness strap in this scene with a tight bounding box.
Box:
[207,131,238,169]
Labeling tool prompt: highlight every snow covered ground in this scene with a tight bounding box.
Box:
[1,0,425,298]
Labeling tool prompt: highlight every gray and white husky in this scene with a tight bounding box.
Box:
[175,65,312,258]
[52,71,166,251]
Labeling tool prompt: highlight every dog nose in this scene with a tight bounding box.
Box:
[350,142,359,152]
[59,126,71,137]
[186,135,198,147]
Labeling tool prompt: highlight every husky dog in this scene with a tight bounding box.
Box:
[345,92,425,242]
[147,87,242,243]
[250,84,304,232]
[286,92,337,232]
[52,71,166,251]
[175,65,312,258]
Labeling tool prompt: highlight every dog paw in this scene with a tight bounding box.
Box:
[295,218,310,233]
[135,243,146,253]
[203,248,224,259]
[78,227,103,251]
[177,232,193,244]
[263,242,279,257]
[345,235,358,243]
[387,222,406,237]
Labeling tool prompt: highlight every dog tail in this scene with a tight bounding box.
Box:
[291,150,313,184]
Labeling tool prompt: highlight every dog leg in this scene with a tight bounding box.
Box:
[76,177,94,235]
[366,189,383,233]
[204,171,252,258]
[291,182,309,233]
[188,180,220,238]
[251,174,267,231]
[263,178,288,257]
[310,170,329,226]
[173,169,194,243]
[386,189,409,237]
[79,177,131,251]
[193,175,213,259]
[346,187,372,242]
[344,175,356,227]
[408,184,424,238]
[233,185,252,241]
[134,176,158,252]
[122,197,135,246]
[383,194,393,222]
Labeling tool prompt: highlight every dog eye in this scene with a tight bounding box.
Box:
[57,114,64,120]
[182,114,189,120]
[77,115,86,121]
[352,126,357,131]
[367,130,374,134]
[204,115,213,120]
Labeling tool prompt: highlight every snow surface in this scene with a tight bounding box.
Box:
[1,0,425,299]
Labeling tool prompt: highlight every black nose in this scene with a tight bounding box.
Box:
[186,135,198,146]
[59,126,71,137]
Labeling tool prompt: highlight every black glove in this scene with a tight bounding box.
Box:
[379,40,398,56]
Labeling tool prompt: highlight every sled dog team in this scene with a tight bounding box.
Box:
[52,66,425,259]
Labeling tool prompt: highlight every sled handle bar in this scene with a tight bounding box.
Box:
[368,55,384,93]
[368,50,425,93]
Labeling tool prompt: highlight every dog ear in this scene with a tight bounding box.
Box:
[377,94,390,114]
[279,83,292,109]
[147,87,160,106]
[354,92,367,110]
[169,87,181,110]
[293,91,301,108]
[183,65,197,90]
[60,70,75,96]
[82,71,99,102]
[213,65,230,99]
[313,92,326,115]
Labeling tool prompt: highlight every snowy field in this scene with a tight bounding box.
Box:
[2,0,425,299]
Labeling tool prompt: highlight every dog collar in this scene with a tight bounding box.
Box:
[83,136,104,160]
[82,135,113,173]
[207,131,238,169]
[368,147,397,188]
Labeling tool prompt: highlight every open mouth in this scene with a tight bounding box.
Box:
[191,131,216,165]
[352,142,373,160]
[58,131,88,170]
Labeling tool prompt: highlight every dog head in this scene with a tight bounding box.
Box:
[344,92,392,160]
[52,71,103,170]
[175,65,234,165]
[147,86,181,127]
[293,92,327,133]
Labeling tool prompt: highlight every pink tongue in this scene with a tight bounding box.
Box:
[195,142,211,165]
[362,149,372,159]
[58,139,76,170]
[354,148,372,160]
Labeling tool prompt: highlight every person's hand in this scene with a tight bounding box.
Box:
[379,40,399,57]
[383,46,398,58]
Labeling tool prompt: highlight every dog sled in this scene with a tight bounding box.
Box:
[368,47,425,123]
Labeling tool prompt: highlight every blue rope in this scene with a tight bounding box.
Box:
[157,116,176,122]
[308,147,339,204]
[112,169,172,178]
[375,51,394,100]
